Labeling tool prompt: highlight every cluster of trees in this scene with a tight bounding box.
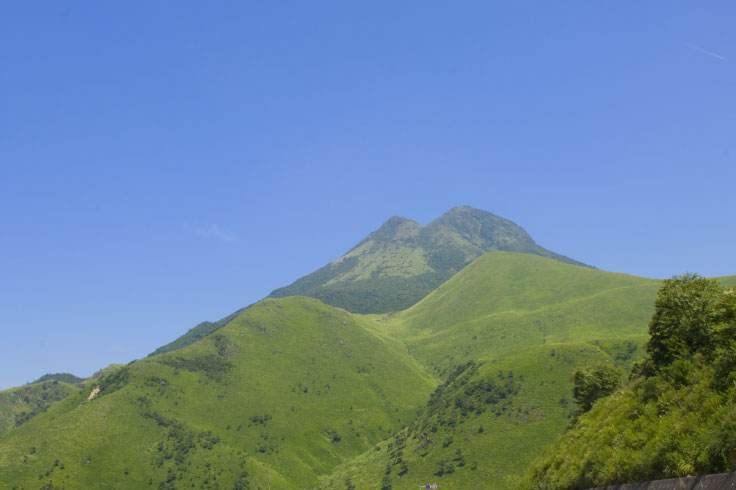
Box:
[418,362,520,431]
[98,366,130,395]
[161,354,233,380]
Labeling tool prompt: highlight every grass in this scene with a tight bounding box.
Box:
[1,252,732,489]
[388,252,661,378]
[0,297,435,489]
[320,342,637,490]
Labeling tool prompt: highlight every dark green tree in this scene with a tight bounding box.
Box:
[646,274,724,368]
[572,363,621,412]
[380,474,392,490]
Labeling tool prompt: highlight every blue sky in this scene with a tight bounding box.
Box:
[1,1,734,389]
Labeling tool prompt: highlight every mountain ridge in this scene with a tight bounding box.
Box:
[270,206,589,314]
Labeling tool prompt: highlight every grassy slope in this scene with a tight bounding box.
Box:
[321,343,634,490]
[0,381,79,437]
[391,252,661,377]
[321,252,661,489]
[148,306,247,357]
[3,252,731,489]
[717,275,736,289]
[0,297,435,490]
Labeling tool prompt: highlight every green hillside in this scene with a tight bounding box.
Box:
[321,342,637,490]
[518,274,736,489]
[0,297,435,489]
[270,206,588,314]
[318,252,661,488]
[0,381,79,437]
[3,250,731,489]
[390,252,661,377]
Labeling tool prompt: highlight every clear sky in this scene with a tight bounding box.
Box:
[1,1,734,389]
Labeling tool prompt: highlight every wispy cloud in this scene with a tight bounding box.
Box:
[193,224,237,242]
[687,43,727,61]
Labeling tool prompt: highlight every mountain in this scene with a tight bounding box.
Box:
[0,297,435,489]
[269,206,589,314]
[3,250,732,489]
[320,253,661,488]
[0,253,659,490]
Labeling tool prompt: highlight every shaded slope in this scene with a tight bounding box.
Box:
[0,297,435,489]
[270,206,588,314]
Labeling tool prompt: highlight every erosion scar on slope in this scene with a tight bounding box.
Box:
[87,386,100,401]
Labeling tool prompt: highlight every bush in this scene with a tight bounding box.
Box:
[572,363,622,412]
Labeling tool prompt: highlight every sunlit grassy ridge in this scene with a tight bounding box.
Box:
[0,297,435,489]
[390,252,661,377]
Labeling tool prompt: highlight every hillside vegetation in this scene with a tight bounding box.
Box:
[270,206,588,314]
[2,250,733,489]
[148,307,247,357]
[519,274,736,489]
[29,374,83,385]
[318,253,662,488]
[390,252,661,377]
[0,381,79,437]
[0,297,435,489]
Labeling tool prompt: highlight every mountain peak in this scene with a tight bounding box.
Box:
[367,216,421,243]
[270,207,589,313]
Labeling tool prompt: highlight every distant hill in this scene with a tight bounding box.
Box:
[269,206,589,313]
[30,373,83,385]
[0,380,79,437]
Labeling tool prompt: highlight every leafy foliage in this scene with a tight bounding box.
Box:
[647,273,726,368]
[98,366,131,395]
[519,275,736,489]
[572,363,622,412]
